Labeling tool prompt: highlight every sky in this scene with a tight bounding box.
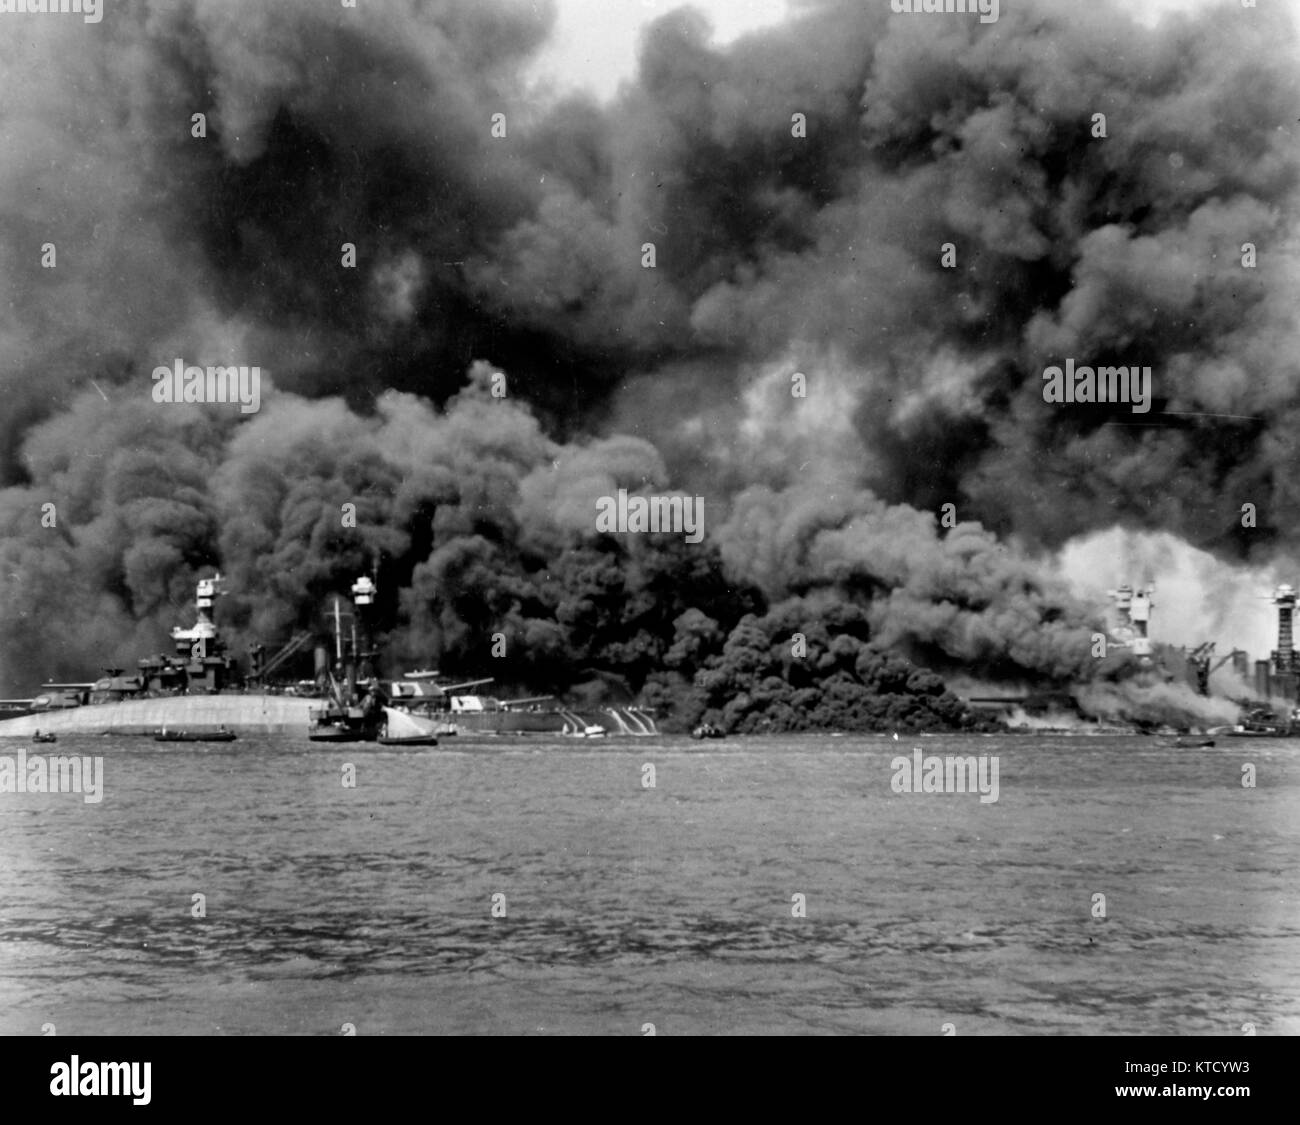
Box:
[529,0,1247,102]
[527,0,790,101]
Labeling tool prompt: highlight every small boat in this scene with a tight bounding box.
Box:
[560,718,607,738]
[307,721,364,742]
[1173,737,1215,748]
[32,731,57,744]
[155,728,237,743]
[691,723,725,740]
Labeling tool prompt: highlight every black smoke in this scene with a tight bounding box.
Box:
[1,0,1296,728]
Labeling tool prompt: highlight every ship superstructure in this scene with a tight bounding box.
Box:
[1183,583,1300,735]
[1,574,246,714]
[1246,584,1300,704]
[1105,583,1155,658]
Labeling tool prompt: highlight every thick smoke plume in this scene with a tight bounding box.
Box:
[1,0,1297,728]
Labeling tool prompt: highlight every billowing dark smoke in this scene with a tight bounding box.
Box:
[1,0,1297,729]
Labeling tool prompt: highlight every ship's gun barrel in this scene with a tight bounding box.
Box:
[438,678,495,692]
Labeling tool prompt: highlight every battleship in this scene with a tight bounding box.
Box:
[0,575,317,737]
[385,670,652,736]
[963,583,1185,723]
[965,581,1300,735]
[0,573,658,739]
[1202,583,1300,737]
[11,568,1295,740]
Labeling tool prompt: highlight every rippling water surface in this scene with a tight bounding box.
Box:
[1,733,1297,1035]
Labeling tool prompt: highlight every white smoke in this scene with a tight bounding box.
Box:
[1057,527,1285,658]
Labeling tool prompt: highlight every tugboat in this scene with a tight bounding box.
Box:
[307,694,384,743]
[1212,705,1298,738]
[308,577,386,743]
[31,729,56,744]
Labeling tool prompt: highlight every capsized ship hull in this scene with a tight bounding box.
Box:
[0,697,660,738]
[0,571,661,739]
[0,695,318,737]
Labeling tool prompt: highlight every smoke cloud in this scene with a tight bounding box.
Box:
[1,0,1297,728]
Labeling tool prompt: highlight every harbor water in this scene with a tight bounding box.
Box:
[1,733,1297,1035]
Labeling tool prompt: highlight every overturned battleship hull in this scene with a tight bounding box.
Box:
[0,697,658,738]
[0,695,319,737]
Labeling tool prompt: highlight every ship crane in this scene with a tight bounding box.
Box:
[251,631,313,684]
[1186,643,1246,696]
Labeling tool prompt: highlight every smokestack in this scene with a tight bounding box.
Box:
[1232,651,1249,681]
[1255,659,1270,701]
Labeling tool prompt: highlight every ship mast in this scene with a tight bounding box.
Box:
[307,573,385,742]
[322,577,380,708]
